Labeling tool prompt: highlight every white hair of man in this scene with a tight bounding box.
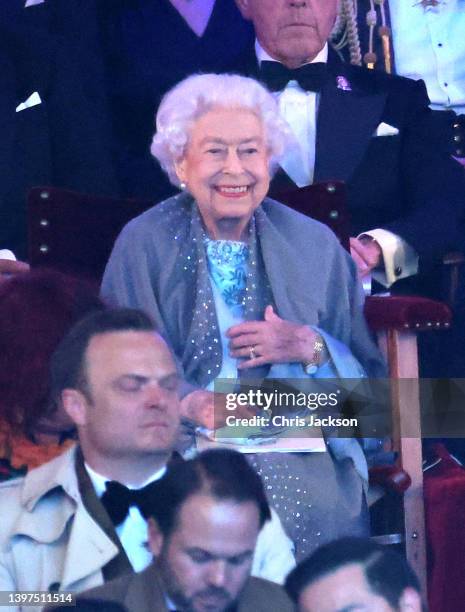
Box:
[151,72,293,186]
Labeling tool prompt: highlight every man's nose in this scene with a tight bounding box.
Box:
[144,382,166,408]
[223,150,243,174]
[207,560,228,588]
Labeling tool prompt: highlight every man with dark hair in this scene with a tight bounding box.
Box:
[0,308,294,611]
[285,537,423,612]
[75,449,293,612]
[145,448,271,534]
[49,307,156,398]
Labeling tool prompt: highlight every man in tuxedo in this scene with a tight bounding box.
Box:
[0,309,294,611]
[234,0,465,297]
[0,0,120,258]
[74,450,294,612]
[0,3,50,259]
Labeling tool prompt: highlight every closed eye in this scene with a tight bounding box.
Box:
[187,549,213,564]
[227,551,252,566]
[159,373,180,392]
[114,375,148,393]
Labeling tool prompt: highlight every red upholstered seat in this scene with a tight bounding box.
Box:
[424,444,465,612]
[364,295,452,332]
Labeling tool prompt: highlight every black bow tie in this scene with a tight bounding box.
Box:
[259,61,328,92]
[100,480,159,526]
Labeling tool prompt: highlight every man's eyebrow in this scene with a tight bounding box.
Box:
[228,549,254,562]
[117,374,148,381]
[114,372,178,384]
[186,547,213,558]
[185,547,254,560]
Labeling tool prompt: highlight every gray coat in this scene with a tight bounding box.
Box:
[101,193,385,382]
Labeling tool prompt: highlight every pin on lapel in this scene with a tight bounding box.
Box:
[336,76,352,92]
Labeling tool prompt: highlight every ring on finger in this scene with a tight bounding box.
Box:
[249,346,257,360]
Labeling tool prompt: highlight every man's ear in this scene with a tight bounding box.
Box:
[61,388,89,427]
[398,587,422,611]
[147,517,165,558]
[235,0,251,20]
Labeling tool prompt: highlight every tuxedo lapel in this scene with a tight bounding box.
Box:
[314,59,387,183]
[238,46,387,187]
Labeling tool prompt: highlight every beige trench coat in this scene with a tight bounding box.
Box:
[0,446,120,612]
[0,446,295,612]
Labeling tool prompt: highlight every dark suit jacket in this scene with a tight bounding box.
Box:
[0,0,120,257]
[98,0,254,200]
[1,0,254,255]
[0,4,52,257]
[76,563,294,612]
[234,48,465,294]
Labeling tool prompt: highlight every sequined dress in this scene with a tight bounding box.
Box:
[204,238,368,560]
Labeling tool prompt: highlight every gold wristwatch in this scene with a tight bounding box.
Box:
[302,336,325,375]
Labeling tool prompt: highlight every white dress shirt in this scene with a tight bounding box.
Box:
[256,41,327,186]
[85,459,296,584]
[390,0,465,115]
[256,40,418,288]
[85,462,166,573]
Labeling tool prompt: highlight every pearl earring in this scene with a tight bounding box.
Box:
[179,181,187,190]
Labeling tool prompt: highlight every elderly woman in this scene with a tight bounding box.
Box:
[101,73,385,559]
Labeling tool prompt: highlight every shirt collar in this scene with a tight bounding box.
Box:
[84,462,167,498]
[255,39,328,67]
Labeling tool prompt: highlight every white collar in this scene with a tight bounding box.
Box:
[255,40,328,67]
[84,462,167,498]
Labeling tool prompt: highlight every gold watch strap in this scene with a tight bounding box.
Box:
[302,336,325,375]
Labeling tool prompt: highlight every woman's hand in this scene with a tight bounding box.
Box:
[181,389,257,430]
[227,305,323,369]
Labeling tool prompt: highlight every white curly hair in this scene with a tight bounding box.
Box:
[151,73,293,187]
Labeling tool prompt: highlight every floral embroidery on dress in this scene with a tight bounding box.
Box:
[204,239,249,307]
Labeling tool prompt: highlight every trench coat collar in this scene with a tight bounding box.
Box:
[12,445,119,590]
